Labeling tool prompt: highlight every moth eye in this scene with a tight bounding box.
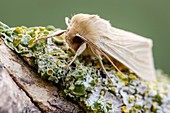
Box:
[73,36,84,43]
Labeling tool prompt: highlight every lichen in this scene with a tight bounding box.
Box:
[0,21,170,113]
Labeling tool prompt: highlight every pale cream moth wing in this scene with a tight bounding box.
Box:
[98,27,156,81]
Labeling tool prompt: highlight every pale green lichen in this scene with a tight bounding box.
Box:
[0,21,170,113]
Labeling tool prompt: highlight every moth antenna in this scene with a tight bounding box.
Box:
[65,17,71,28]
[71,13,74,17]
[33,30,66,43]
[90,48,108,75]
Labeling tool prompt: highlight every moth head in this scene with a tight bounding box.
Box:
[64,16,84,52]
[64,14,100,51]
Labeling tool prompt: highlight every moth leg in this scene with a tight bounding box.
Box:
[91,48,125,81]
[103,53,125,78]
[66,42,87,69]
[98,54,108,76]
[33,30,66,43]
[76,33,125,79]
[90,49,108,76]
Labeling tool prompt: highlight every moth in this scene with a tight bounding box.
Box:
[35,13,156,81]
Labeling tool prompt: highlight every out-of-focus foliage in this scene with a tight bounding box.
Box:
[0,21,170,113]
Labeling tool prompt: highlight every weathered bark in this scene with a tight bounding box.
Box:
[0,39,82,113]
[0,62,40,113]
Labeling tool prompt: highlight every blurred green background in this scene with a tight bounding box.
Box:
[0,0,170,75]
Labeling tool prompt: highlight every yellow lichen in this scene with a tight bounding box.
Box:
[122,106,129,113]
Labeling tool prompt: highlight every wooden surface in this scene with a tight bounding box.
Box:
[0,63,40,113]
[0,39,82,113]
